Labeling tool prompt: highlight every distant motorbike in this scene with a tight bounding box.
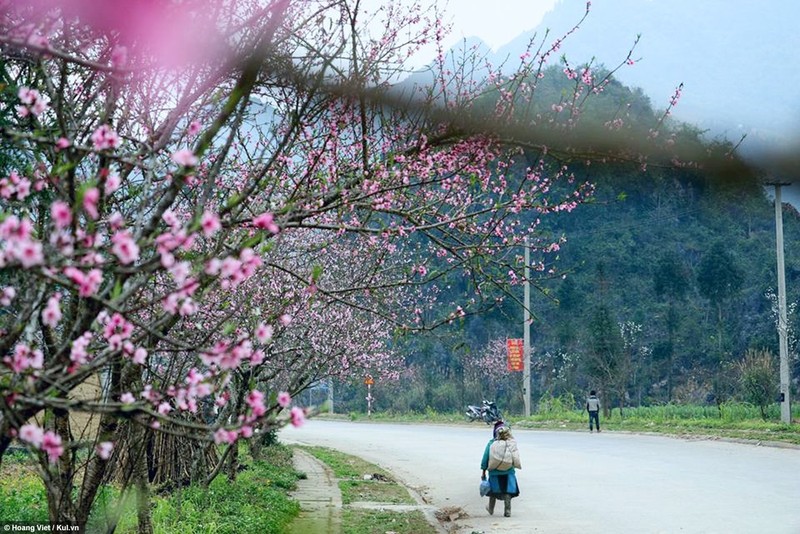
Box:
[465,400,502,424]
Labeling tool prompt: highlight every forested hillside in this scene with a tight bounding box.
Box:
[336,65,800,416]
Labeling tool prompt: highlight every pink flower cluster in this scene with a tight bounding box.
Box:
[200,339,261,371]
[0,216,43,268]
[91,125,121,151]
[169,368,212,413]
[110,229,140,265]
[96,441,114,460]
[0,171,32,201]
[252,212,280,234]
[101,312,134,351]
[19,424,63,464]
[41,293,62,328]
[63,266,103,297]
[4,343,44,373]
[171,148,198,167]
[205,248,263,290]
[1,286,15,306]
[69,331,93,367]
[51,201,72,230]
[16,87,48,117]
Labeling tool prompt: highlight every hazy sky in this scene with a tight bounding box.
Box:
[362,0,559,67]
[436,0,558,50]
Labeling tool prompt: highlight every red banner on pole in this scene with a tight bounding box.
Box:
[506,338,524,372]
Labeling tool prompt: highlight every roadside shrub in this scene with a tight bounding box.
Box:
[737,349,777,420]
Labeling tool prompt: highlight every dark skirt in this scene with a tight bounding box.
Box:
[487,472,520,498]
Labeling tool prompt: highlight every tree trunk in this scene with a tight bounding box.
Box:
[133,432,154,534]
[226,441,239,483]
[47,408,79,526]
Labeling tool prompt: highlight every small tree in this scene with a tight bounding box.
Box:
[737,349,777,420]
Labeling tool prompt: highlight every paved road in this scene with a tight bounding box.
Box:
[281,420,800,534]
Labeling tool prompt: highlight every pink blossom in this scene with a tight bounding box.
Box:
[240,425,253,438]
[42,293,62,328]
[120,392,135,404]
[51,201,72,229]
[104,174,121,195]
[18,86,37,105]
[255,322,273,344]
[55,137,71,151]
[83,187,100,219]
[250,349,265,366]
[91,124,121,150]
[201,210,221,237]
[70,332,93,366]
[279,314,292,327]
[111,230,139,264]
[15,239,44,268]
[252,212,280,233]
[132,347,147,365]
[17,87,48,117]
[179,298,197,316]
[41,431,63,464]
[108,212,124,231]
[171,148,198,167]
[1,286,16,306]
[64,267,103,297]
[246,390,266,417]
[19,424,44,448]
[96,441,114,460]
[290,406,306,427]
[6,343,44,373]
[157,402,172,415]
[110,45,128,68]
[213,428,238,444]
[277,391,291,408]
[188,120,202,136]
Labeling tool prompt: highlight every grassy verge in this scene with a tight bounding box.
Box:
[341,508,435,534]
[298,445,436,534]
[0,444,302,533]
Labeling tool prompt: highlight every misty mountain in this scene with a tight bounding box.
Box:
[493,0,800,154]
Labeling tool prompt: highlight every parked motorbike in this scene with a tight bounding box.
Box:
[465,400,503,424]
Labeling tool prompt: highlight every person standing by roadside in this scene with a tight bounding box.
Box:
[586,390,601,432]
[480,425,522,517]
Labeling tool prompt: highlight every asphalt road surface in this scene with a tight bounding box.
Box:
[281,420,800,534]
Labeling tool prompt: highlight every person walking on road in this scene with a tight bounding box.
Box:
[586,390,601,432]
[480,424,521,517]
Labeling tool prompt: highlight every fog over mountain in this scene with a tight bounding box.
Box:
[476,0,800,157]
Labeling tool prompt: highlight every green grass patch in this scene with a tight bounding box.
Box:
[146,444,301,534]
[0,462,48,523]
[339,479,415,505]
[342,508,436,534]
[0,444,302,533]
[299,445,392,480]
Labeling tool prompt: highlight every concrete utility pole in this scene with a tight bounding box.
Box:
[771,183,792,424]
[328,378,334,414]
[523,237,531,418]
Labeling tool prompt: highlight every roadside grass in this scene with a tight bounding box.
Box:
[333,401,800,446]
[341,508,436,534]
[147,444,301,534]
[339,479,415,505]
[0,444,302,533]
[0,456,47,524]
[298,445,433,534]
